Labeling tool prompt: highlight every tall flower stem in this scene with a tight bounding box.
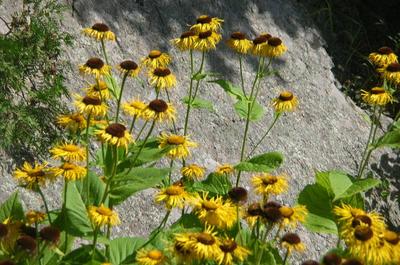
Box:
[135,121,149,141]
[129,116,137,134]
[282,249,290,265]
[247,112,281,158]
[358,107,383,178]
[85,113,92,205]
[236,57,264,187]
[139,211,170,249]
[91,227,99,256]
[183,51,205,136]
[37,187,52,225]
[100,40,109,65]
[115,73,129,122]
[168,159,174,185]
[239,54,246,97]
[101,146,118,204]
[128,121,156,173]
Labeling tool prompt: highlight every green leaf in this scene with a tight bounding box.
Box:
[56,183,93,236]
[334,178,381,201]
[209,79,245,100]
[171,213,203,229]
[104,75,119,100]
[191,72,207,81]
[76,171,106,206]
[235,152,284,172]
[315,171,353,200]
[192,173,232,196]
[109,167,170,205]
[234,99,265,121]
[43,232,74,265]
[374,130,400,149]
[298,183,338,234]
[61,245,106,265]
[0,191,24,222]
[182,96,214,112]
[109,237,146,265]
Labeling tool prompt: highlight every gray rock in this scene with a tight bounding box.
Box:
[1,0,399,263]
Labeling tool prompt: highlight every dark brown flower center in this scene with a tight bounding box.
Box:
[16,236,37,253]
[228,187,248,202]
[387,63,400,72]
[202,201,218,211]
[262,176,278,185]
[378,46,393,55]
[384,230,399,245]
[0,223,8,238]
[85,58,104,69]
[279,91,294,101]
[354,226,373,241]
[174,242,191,255]
[268,37,282,47]
[253,36,268,45]
[40,226,60,244]
[262,207,282,222]
[119,60,138,71]
[264,201,282,208]
[180,31,196,39]
[260,33,272,40]
[30,170,45,178]
[0,260,16,265]
[231,32,246,40]
[153,68,171,77]
[342,259,362,265]
[91,23,110,32]
[197,233,215,245]
[105,123,126,138]
[220,240,237,253]
[370,87,385,94]
[197,15,212,24]
[83,96,102,106]
[149,99,168,113]
[282,233,301,245]
[322,253,342,265]
[199,30,212,39]
[351,215,372,227]
[247,203,262,216]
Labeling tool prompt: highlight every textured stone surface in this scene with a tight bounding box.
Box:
[1,0,399,263]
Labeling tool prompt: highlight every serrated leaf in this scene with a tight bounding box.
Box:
[192,173,232,196]
[0,191,24,223]
[182,96,214,112]
[234,99,265,121]
[235,152,283,172]
[209,79,245,100]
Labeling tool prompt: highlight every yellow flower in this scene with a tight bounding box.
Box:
[155,184,190,209]
[142,99,176,123]
[117,60,140,77]
[251,34,271,57]
[171,31,197,51]
[52,162,87,181]
[226,32,253,54]
[381,230,400,263]
[194,30,222,51]
[86,80,111,100]
[82,23,116,41]
[191,193,237,229]
[361,87,393,106]
[148,67,177,90]
[74,94,108,116]
[136,249,165,265]
[190,15,224,33]
[279,205,307,228]
[281,233,305,253]
[218,238,251,265]
[369,47,398,68]
[50,142,86,162]
[25,210,46,225]
[181,164,205,180]
[171,240,194,264]
[13,162,55,189]
[175,226,222,260]
[79,58,111,78]
[158,133,197,159]
[96,123,133,149]
[88,204,120,227]
[215,164,234,176]
[271,91,298,112]
[122,98,147,118]
[265,37,287,57]
[252,173,288,196]
[141,50,171,69]
[243,203,262,227]
[380,62,400,85]
[57,112,87,133]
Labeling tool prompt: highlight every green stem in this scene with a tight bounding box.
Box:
[85,113,92,206]
[128,121,156,173]
[101,146,118,204]
[135,121,149,141]
[247,113,281,158]
[183,51,195,138]
[92,227,99,256]
[282,249,290,265]
[37,187,52,225]
[101,40,109,65]
[239,54,246,97]
[168,159,174,185]
[129,116,137,134]
[236,205,241,235]
[139,211,170,249]
[165,89,177,133]
[115,73,129,122]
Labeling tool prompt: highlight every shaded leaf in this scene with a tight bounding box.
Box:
[109,237,146,265]
[182,96,214,112]
[235,152,283,172]
[0,191,24,222]
[334,178,381,201]
[374,130,400,149]
[192,173,232,196]
[234,99,265,121]
[209,79,245,100]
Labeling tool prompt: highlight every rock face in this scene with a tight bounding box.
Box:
[1,0,398,262]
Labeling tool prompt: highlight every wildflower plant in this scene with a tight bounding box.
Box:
[1,14,400,265]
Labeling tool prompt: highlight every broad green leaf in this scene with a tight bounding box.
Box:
[104,75,119,100]
[192,173,232,196]
[76,171,106,206]
[235,152,283,172]
[334,178,381,201]
[209,79,245,100]
[298,184,338,234]
[43,232,74,265]
[182,96,214,112]
[171,213,202,229]
[109,237,146,265]
[109,168,170,205]
[61,245,106,265]
[328,172,353,201]
[234,99,265,121]
[191,72,207,81]
[0,191,24,222]
[56,183,92,236]
[374,130,400,149]
[340,193,365,209]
